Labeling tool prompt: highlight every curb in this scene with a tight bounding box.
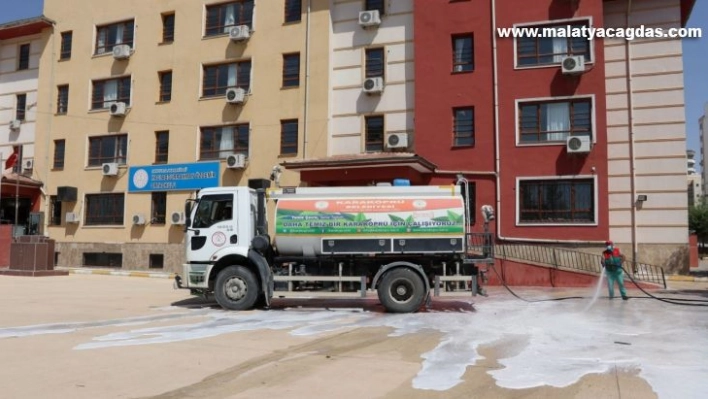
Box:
[666,275,708,282]
[57,267,176,279]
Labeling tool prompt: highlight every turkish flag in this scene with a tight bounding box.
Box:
[4,146,19,170]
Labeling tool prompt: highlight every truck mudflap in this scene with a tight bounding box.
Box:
[248,249,274,307]
[371,261,433,308]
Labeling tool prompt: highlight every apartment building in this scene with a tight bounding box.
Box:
[34,0,331,269]
[0,17,52,231]
[700,103,708,196]
[687,149,701,206]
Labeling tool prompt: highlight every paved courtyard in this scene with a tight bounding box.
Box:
[0,274,706,399]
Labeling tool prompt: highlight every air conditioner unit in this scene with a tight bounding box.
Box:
[566,135,592,154]
[23,158,34,171]
[112,44,132,60]
[102,162,119,176]
[109,102,127,116]
[363,77,384,94]
[65,212,80,223]
[385,132,409,149]
[225,87,246,104]
[171,211,185,225]
[132,213,146,225]
[229,25,250,41]
[9,119,21,130]
[561,55,585,75]
[226,153,247,169]
[359,10,381,28]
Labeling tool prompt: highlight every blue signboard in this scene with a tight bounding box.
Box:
[128,162,220,192]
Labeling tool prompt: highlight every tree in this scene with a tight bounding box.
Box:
[688,201,708,244]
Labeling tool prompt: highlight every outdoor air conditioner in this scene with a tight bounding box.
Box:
[102,162,119,176]
[566,135,592,154]
[65,212,80,223]
[171,211,185,225]
[112,44,132,60]
[23,158,34,171]
[109,102,127,116]
[561,55,585,75]
[9,119,21,130]
[229,25,250,41]
[225,87,246,104]
[363,77,384,94]
[385,132,409,149]
[226,153,247,169]
[359,10,381,28]
[132,213,146,225]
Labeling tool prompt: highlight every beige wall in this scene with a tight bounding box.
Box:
[604,0,689,269]
[35,0,331,268]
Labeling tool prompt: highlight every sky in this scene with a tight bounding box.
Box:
[1,0,707,171]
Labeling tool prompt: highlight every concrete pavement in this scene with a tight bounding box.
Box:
[1,274,707,399]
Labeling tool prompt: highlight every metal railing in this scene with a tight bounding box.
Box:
[464,234,666,288]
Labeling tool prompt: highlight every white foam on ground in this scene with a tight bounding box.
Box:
[1,296,706,398]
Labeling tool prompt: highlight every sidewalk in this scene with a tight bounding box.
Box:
[56,266,176,279]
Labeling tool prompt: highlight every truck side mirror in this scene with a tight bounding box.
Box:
[481,205,495,222]
[184,201,192,229]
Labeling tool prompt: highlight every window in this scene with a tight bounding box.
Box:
[285,0,302,22]
[57,85,69,114]
[282,53,300,87]
[200,124,249,160]
[16,94,27,121]
[60,31,72,59]
[452,34,474,72]
[365,48,384,78]
[519,179,594,223]
[159,71,172,102]
[49,196,62,226]
[91,76,131,109]
[162,13,175,43]
[365,115,384,152]
[365,0,385,15]
[85,193,125,225]
[518,98,591,143]
[205,1,254,36]
[155,131,169,163]
[453,107,474,147]
[88,134,128,166]
[151,192,166,224]
[83,253,122,267]
[149,254,164,269]
[95,19,135,55]
[203,61,251,97]
[517,21,591,67]
[192,194,233,228]
[280,119,298,155]
[53,140,66,169]
[18,44,30,70]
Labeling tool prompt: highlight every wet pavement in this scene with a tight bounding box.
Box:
[0,274,706,399]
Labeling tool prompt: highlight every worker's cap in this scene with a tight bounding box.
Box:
[605,240,613,245]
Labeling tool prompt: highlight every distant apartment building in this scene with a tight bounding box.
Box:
[687,149,702,206]
[30,0,695,273]
[700,103,708,197]
[34,0,331,268]
[0,17,52,231]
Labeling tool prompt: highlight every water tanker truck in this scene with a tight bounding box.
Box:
[174,178,494,313]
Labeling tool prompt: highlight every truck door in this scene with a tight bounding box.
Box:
[187,193,237,261]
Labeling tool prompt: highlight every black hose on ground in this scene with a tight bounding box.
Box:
[484,262,708,307]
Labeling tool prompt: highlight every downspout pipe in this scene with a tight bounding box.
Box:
[491,0,606,245]
[626,0,638,264]
[42,21,57,236]
[302,0,311,159]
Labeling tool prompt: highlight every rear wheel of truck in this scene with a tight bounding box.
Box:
[214,265,259,310]
[377,268,425,313]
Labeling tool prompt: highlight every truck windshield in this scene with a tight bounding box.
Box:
[192,194,233,228]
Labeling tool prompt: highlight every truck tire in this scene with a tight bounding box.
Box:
[377,268,425,313]
[214,265,259,311]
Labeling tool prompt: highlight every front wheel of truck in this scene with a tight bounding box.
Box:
[214,265,259,310]
[377,268,426,313]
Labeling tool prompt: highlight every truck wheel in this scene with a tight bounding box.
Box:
[214,266,259,311]
[377,268,425,313]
